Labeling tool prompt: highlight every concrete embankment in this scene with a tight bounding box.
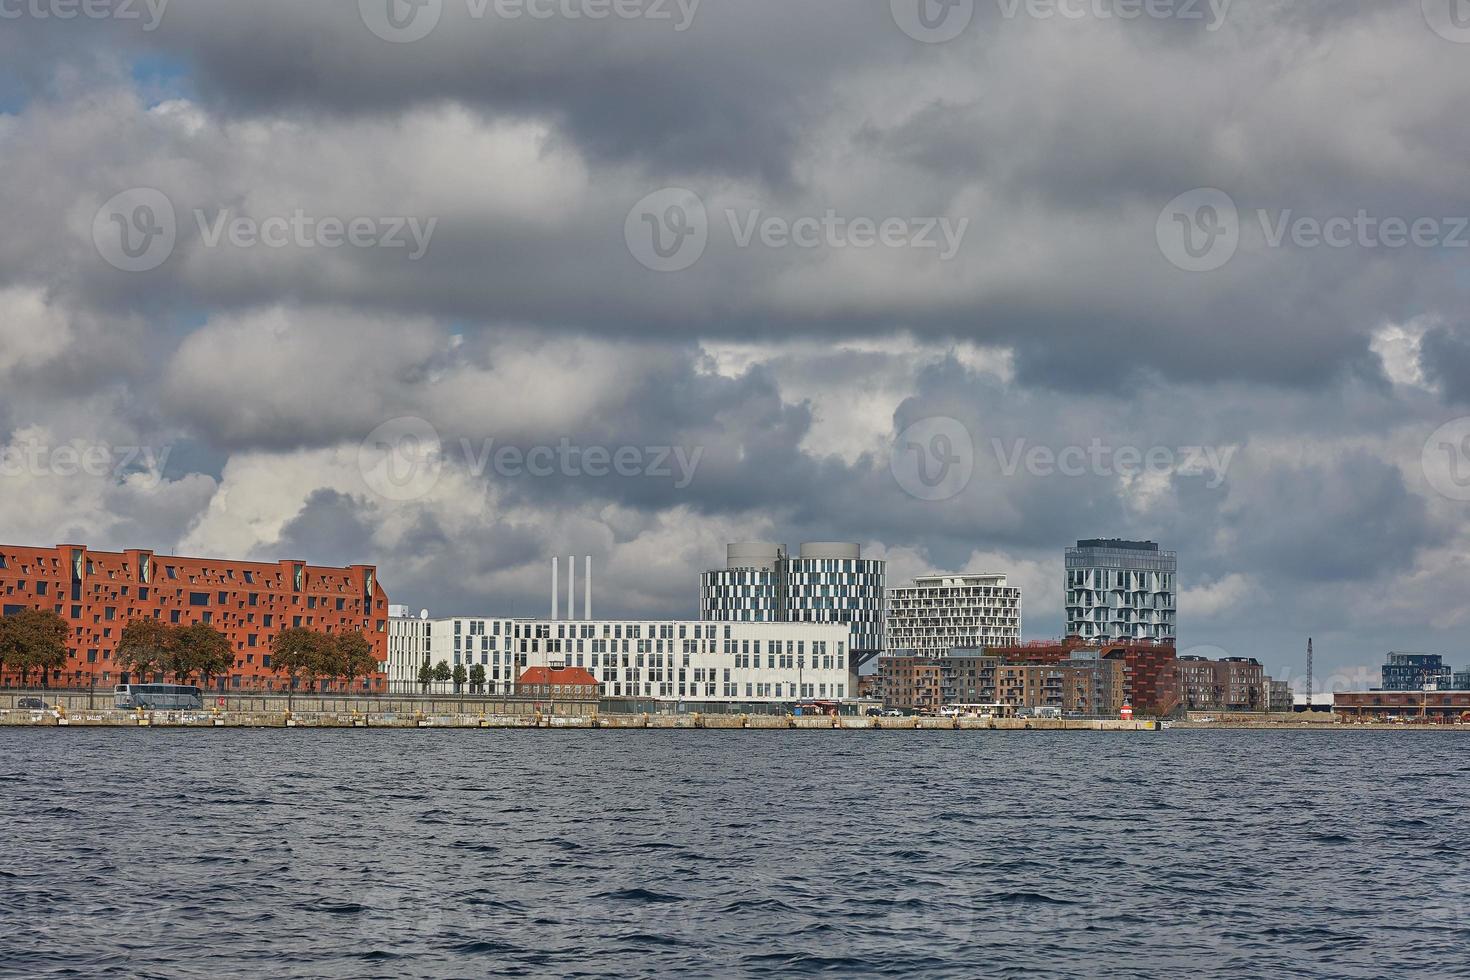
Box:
[0,708,1164,732]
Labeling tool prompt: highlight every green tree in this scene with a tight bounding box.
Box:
[172,622,233,687]
[417,658,434,694]
[335,631,379,693]
[0,608,70,687]
[452,663,468,693]
[0,609,70,688]
[115,617,175,684]
[273,627,332,693]
[469,663,487,694]
[432,660,452,689]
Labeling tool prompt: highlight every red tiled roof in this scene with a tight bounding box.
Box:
[518,666,598,686]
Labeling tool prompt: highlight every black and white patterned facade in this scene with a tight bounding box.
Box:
[701,542,886,661]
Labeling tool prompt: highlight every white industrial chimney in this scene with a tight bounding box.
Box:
[567,555,576,621]
[551,557,560,620]
[584,555,592,620]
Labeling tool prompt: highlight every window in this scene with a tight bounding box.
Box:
[189,592,209,607]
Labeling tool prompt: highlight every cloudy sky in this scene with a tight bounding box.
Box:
[1,0,1468,689]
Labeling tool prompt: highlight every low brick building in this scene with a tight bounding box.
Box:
[516,666,600,701]
[1335,691,1470,723]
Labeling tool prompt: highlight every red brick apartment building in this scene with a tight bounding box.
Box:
[878,655,945,714]
[0,543,389,692]
[987,639,1181,717]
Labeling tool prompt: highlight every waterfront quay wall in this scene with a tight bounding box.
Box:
[0,705,1164,732]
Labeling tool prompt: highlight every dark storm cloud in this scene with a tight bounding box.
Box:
[1419,323,1470,405]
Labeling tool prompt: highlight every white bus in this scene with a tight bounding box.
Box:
[114,684,204,710]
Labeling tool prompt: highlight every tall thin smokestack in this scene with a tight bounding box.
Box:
[568,555,576,621]
[552,557,559,620]
[585,556,592,620]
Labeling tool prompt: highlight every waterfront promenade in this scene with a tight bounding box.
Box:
[0,705,1161,731]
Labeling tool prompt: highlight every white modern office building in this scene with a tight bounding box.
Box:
[701,542,886,668]
[1064,539,1177,643]
[388,612,852,704]
[886,573,1022,656]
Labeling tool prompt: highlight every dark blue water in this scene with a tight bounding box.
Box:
[1,730,1466,978]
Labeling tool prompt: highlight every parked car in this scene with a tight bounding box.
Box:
[864,707,883,717]
[882,709,904,717]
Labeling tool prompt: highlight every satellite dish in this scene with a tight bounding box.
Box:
[420,609,429,620]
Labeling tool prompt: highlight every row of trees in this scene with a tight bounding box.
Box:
[115,619,234,686]
[0,610,69,686]
[417,659,489,694]
[1,610,382,692]
[272,627,379,692]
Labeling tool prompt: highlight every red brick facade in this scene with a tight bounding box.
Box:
[0,543,388,692]
[990,639,1181,717]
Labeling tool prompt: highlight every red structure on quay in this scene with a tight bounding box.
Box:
[0,543,389,693]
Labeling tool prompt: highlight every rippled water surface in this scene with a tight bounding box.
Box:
[2,730,1467,978]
